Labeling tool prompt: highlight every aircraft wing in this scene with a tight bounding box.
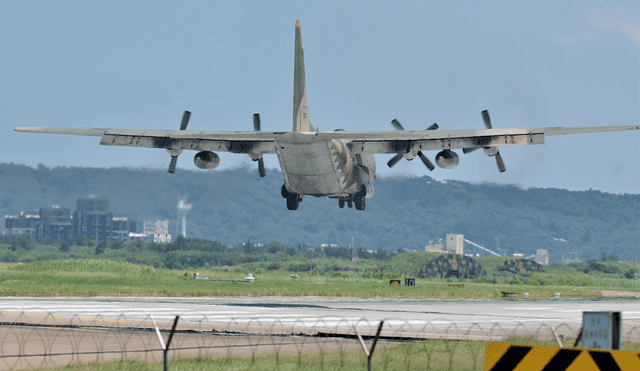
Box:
[14,127,281,155]
[328,125,640,154]
[14,124,639,155]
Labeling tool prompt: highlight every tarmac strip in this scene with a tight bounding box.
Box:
[600,291,640,298]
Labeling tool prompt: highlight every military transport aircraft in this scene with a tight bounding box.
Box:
[15,19,640,211]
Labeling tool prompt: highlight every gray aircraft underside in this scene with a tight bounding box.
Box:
[15,19,640,211]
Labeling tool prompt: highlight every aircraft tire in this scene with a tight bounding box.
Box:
[339,199,345,208]
[281,184,292,199]
[286,196,299,210]
[354,186,367,210]
[355,197,367,211]
[347,200,353,208]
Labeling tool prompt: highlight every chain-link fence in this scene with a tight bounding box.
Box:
[1,309,639,370]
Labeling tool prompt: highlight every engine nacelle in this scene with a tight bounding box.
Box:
[435,150,460,169]
[194,151,220,170]
[354,165,374,198]
[482,146,498,156]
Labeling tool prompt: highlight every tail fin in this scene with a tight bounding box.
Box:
[293,19,314,132]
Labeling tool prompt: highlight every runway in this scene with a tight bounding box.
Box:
[2,296,640,340]
[2,296,640,370]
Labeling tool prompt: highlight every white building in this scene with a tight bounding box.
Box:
[535,249,550,266]
[425,234,464,254]
[445,234,464,254]
[142,219,172,243]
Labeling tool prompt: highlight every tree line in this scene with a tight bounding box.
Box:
[0,234,393,271]
[1,163,638,263]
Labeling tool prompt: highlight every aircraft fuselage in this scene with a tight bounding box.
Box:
[275,133,375,198]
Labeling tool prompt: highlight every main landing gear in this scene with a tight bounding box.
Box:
[281,184,367,211]
[281,185,302,211]
[338,186,367,211]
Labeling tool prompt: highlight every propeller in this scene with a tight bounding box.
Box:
[463,110,506,172]
[494,151,506,173]
[387,119,438,171]
[168,111,191,173]
[253,113,266,177]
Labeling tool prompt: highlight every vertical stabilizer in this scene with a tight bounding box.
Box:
[293,19,313,132]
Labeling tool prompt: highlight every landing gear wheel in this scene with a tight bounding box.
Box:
[355,197,367,210]
[282,184,300,210]
[347,200,353,208]
[286,196,300,210]
[354,186,367,211]
[281,184,290,198]
[338,199,345,209]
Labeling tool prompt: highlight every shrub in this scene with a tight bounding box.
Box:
[11,234,36,251]
[623,271,636,279]
[59,241,71,253]
[0,252,20,263]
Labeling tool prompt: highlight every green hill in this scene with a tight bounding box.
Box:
[1,163,638,263]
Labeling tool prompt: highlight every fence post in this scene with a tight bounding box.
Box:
[573,326,583,347]
[151,315,180,371]
[550,326,563,347]
[354,321,384,371]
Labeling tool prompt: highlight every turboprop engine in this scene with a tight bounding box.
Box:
[435,150,460,169]
[194,151,220,170]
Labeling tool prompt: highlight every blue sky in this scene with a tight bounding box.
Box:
[2,1,638,194]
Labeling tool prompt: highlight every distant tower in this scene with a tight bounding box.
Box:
[177,198,192,238]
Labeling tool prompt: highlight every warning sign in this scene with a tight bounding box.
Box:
[484,343,640,370]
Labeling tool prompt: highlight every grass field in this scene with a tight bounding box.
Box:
[26,336,640,371]
[0,259,637,298]
[1,253,637,371]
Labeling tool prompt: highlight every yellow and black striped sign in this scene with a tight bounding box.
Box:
[484,343,640,370]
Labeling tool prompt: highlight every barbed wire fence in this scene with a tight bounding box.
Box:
[0,309,639,370]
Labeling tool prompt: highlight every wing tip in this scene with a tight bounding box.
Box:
[15,127,47,133]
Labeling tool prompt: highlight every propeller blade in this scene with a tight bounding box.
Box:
[391,119,404,131]
[481,110,492,129]
[463,147,480,154]
[180,111,191,130]
[417,151,435,171]
[168,156,178,174]
[387,153,403,168]
[252,114,265,177]
[258,158,266,177]
[168,111,190,174]
[495,151,506,172]
[253,113,261,131]
[427,123,439,131]
[390,121,436,169]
